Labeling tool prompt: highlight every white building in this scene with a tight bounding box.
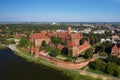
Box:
[56,29,65,32]
[100,38,111,43]
[79,28,91,34]
[93,30,105,34]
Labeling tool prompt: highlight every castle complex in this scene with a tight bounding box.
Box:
[29,27,90,57]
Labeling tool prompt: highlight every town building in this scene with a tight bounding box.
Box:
[111,44,120,57]
[0,28,2,32]
[100,38,111,43]
[15,32,27,38]
[112,35,119,40]
[79,28,91,34]
[93,30,105,34]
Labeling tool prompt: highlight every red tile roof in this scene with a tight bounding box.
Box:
[41,30,47,34]
[35,47,39,53]
[58,32,68,39]
[57,44,64,50]
[47,32,56,37]
[0,29,2,32]
[112,44,118,49]
[112,35,119,39]
[29,33,49,39]
[71,33,82,39]
[68,40,77,47]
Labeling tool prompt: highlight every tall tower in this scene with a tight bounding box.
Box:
[67,27,72,34]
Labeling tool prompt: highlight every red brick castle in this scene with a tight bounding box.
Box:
[29,27,90,57]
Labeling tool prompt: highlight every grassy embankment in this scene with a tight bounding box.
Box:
[87,65,120,78]
[14,45,102,80]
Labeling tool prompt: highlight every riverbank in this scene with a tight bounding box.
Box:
[0,45,8,49]
[8,44,102,80]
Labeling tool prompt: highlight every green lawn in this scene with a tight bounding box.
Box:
[80,50,87,55]
[16,45,32,56]
[80,66,87,70]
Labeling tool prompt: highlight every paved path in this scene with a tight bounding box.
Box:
[78,64,120,80]
[8,44,34,60]
[79,70,120,80]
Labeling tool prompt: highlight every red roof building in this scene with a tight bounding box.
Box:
[29,31,50,47]
[112,44,120,56]
[58,32,69,39]
[112,35,119,39]
[68,40,77,47]
[0,29,2,32]
[47,30,57,37]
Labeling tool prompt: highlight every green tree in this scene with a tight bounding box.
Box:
[51,36,62,45]
[49,49,59,57]
[99,52,107,57]
[105,62,118,75]
[39,46,44,50]
[100,44,105,52]
[56,37,62,44]
[62,47,68,55]
[112,55,118,64]
[51,36,56,44]
[84,48,93,59]
[10,40,16,44]
[117,58,120,66]
[41,40,46,47]
[1,40,10,45]
[89,59,106,71]
[106,55,113,62]
[107,55,118,64]
[45,44,53,52]
[114,68,120,77]
[80,37,87,45]
[89,35,100,45]
[94,59,106,71]
[19,37,29,48]
[65,57,72,62]
[63,39,67,45]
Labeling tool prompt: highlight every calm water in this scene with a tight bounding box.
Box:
[0,49,69,80]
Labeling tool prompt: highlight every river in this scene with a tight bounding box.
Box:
[0,48,69,80]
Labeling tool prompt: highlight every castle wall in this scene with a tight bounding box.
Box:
[37,53,94,69]
[77,41,90,54]
[68,41,90,57]
[68,46,78,57]
[35,39,50,47]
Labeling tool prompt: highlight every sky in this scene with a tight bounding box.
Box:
[0,0,120,22]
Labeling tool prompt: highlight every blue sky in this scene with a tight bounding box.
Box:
[0,0,120,22]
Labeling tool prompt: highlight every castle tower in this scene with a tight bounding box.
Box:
[30,45,35,55]
[67,27,72,34]
[34,47,39,58]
